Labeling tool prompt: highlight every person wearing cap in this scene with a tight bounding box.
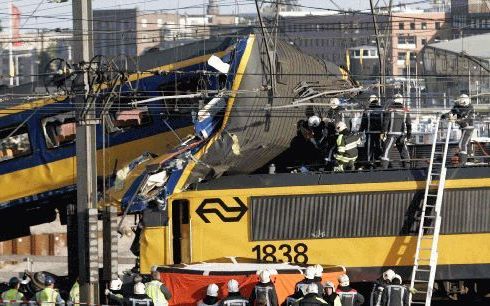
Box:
[370,270,395,306]
[360,94,384,167]
[333,121,361,172]
[249,270,278,306]
[380,274,408,306]
[34,275,65,306]
[197,284,220,306]
[322,282,341,306]
[145,271,172,306]
[106,278,125,305]
[441,94,475,165]
[293,284,329,305]
[218,279,249,306]
[336,274,364,306]
[381,94,411,169]
[106,282,154,306]
[1,277,24,306]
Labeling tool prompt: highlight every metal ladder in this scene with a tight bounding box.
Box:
[409,118,453,306]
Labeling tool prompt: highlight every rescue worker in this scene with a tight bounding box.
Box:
[293,266,321,299]
[106,282,154,306]
[381,94,411,169]
[325,98,346,164]
[249,270,279,306]
[1,277,24,306]
[293,284,328,306]
[313,265,323,290]
[145,271,172,306]
[322,282,341,306]
[307,115,327,150]
[334,121,361,172]
[360,94,384,166]
[106,278,124,306]
[69,279,79,305]
[336,274,364,306]
[380,275,408,306]
[370,269,395,306]
[34,276,65,306]
[441,94,475,165]
[219,279,249,306]
[197,284,220,306]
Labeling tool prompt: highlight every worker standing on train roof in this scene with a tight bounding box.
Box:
[249,270,279,306]
[145,271,172,306]
[322,281,341,306]
[34,276,65,306]
[219,279,249,306]
[106,278,124,306]
[380,274,408,306]
[441,94,475,166]
[333,121,361,172]
[325,98,346,164]
[1,277,24,306]
[197,284,220,306]
[360,94,384,167]
[293,284,329,306]
[370,269,395,306]
[381,94,412,169]
[336,274,365,306]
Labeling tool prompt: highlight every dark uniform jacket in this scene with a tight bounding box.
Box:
[336,286,365,306]
[219,292,249,306]
[249,282,279,306]
[293,280,322,299]
[383,105,411,137]
[380,285,408,306]
[360,105,384,133]
[293,293,329,306]
[442,104,474,128]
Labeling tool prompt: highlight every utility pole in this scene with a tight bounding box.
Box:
[72,0,99,304]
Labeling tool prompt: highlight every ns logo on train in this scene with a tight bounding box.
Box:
[196,197,248,223]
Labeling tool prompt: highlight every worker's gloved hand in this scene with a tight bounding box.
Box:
[409,287,417,294]
[333,165,343,172]
[105,289,111,296]
[449,113,457,122]
[380,133,386,142]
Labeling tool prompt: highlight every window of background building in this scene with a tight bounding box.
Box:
[422,38,427,45]
[399,22,404,30]
[435,22,441,30]
[410,22,415,30]
[141,18,148,28]
[157,19,163,28]
[421,22,427,30]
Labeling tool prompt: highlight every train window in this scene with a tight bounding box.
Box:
[0,124,32,162]
[107,106,152,132]
[41,112,76,149]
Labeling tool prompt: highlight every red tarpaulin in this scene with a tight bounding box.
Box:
[160,271,343,306]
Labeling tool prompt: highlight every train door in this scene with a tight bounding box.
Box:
[171,200,191,264]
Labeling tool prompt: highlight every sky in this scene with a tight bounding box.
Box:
[0,0,395,33]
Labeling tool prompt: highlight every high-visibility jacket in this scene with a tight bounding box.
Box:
[145,280,168,306]
[36,287,63,306]
[69,281,80,303]
[335,132,360,163]
[1,288,24,306]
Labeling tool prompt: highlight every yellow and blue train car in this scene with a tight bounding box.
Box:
[140,166,490,290]
[0,36,239,239]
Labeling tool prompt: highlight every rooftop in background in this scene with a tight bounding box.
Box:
[427,33,490,60]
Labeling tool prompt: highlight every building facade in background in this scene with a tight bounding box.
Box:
[452,0,490,37]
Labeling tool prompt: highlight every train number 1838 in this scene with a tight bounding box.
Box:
[252,243,308,264]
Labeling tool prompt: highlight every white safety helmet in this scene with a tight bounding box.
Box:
[382,269,396,282]
[458,94,471,106]
[206,283,219,297]
[336,121,347,133]
[305,266,316,280]
[308,115,321,128]
[330,98,340,109]
[314,264,323,278]
[323,281,335,290]
[338,274,350,287]
[134,282,146,295]
[227,279,240,293]
[369,94,379,105]
[110,278,123,291]
[393,94,404,105]
[393,274,403,284]
[259,270,271,283]
[306,284,319,294]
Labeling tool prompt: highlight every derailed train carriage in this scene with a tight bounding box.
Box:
[105,32,490,298]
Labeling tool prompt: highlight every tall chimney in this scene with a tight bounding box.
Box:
[207,0,219,15]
